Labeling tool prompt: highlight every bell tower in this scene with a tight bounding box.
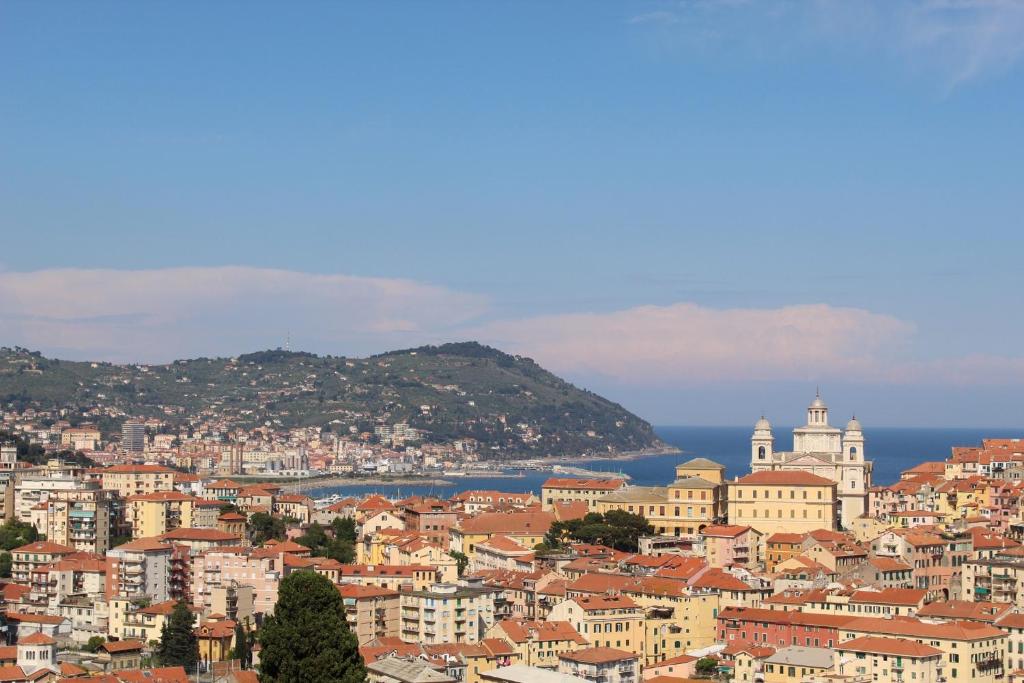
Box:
[751,416,774,470]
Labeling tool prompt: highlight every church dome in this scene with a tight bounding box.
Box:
[810,394,826,409]
[846,416,862,432]
[754,416,772,431]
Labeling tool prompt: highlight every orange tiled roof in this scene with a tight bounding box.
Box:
[733,471,835,486]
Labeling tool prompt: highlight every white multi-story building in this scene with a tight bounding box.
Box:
[750,392,872,529]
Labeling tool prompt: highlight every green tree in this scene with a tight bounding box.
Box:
[249,512,286,544]
[544,510,653,553]
[0,519,38,551]
[157,601,198,671]
[695,656,718,677]
[331,517,357,544]
[235,620,252,669]
[84,635,106,653]
[0,552,11,579]
[258,571,365,683]
[296,522,328,552]
[449,551,469,577]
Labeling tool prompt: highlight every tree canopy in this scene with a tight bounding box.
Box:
[258,571,365,683]
[0,519,38,551]
[248,512,287,544]
[544,510,653,552]
[157,601,198,672]
[295,519,356,564]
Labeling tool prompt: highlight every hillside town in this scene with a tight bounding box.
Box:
[0,394,1021,682]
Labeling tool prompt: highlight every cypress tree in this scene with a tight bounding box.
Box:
[158,601,199,672]
[235,620,252,669]
[258,571,365,683]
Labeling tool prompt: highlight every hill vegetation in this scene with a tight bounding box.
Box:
[0,342,663,458]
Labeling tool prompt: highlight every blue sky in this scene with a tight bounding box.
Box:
[2,1,1024,428]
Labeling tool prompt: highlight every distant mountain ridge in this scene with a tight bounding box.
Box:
[0,342,663,458]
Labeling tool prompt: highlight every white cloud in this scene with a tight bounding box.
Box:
[474,302,914,383]
[4,268,1024,389]
[0,267,488,362]
[629,0,1024,87]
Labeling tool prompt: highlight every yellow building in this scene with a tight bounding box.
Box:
[727,470,838,536]
[196,618,236,662]
[838,616,1006,683]
[108,598,188,643]
[594,460,726,537]
[834,636,946,682]
[541,478,625,512]
[485,619,587,669]
[128,491,197,539]
[449,511,553,559]
[46,487,112,554]
[100,464,175,498]
[546,595,645,659]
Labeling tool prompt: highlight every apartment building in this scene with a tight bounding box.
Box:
[399,583,500,645]
[485,619,587,669]
[727,471,838,536]
[100,464,175,498]
[547,595,645,659]
[45,487,112,554]
[11,540,77,585]
[834,636,946,683]
[338,583,401,644]
[558,647,639,683]
[128,491,198,538]
[105,537,174,602]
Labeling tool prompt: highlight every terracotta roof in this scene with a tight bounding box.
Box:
[205,479,243,489]
[918,600,1012,623]
[4,612,66,625]
[480,638,517,657]
[477,535,530,553]
[12,541,76,555]
[734,471,835,486]
[0,666,26,683]
[104,464,174,474]
[160,528,239,542]
[574,595,638,611]
[837,636,943,657]
[102,639,145,653]
[113,537,172,552]
[337,584,399,599]
[456,511,554,535]
[495,619,587,644]
[848,588,926,606]
[691,568,754,592]
[17,632,55,645]
[843,615,1006,641]
[867,556,912,572]
[559,647,637,664]
[114,667,190,683]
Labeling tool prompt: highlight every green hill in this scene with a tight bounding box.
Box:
[0,342,663,458]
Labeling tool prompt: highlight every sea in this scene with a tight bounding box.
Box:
[305,425,1015,501]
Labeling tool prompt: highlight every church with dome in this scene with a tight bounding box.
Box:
[749,391,873,529]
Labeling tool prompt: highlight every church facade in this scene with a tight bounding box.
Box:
[749,392,872,529]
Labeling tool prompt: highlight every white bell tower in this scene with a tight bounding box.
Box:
[751,416,774,468]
